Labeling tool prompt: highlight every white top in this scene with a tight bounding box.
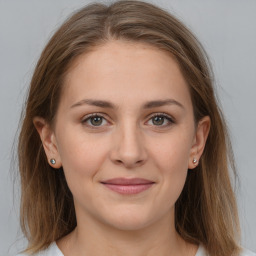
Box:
[17,242,256,256]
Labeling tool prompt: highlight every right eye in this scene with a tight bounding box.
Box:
[82,114,108,127]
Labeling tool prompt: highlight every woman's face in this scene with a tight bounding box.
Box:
[38,40,209,231]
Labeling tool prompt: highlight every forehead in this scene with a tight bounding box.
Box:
[61,40,191,108]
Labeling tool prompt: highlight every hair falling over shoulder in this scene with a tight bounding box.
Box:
[18,1,241,255]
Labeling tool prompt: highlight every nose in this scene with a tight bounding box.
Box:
[109,123,147,169]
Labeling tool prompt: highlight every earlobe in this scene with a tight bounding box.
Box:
[188,116,211,169]
[33,117,62,169]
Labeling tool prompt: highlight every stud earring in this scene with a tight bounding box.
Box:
[192,158,198,165]
[50,158,56,165]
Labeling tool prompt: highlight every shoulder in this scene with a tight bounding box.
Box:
[241,248,256,256]
[196,245,256,256]
[15,242,63,256]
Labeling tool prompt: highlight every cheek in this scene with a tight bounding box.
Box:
[56,131,109,190]
[149,131,192,198]
[151,131,192,173]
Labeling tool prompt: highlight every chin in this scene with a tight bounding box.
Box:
[100,206,161,231]
[107,217,152,231]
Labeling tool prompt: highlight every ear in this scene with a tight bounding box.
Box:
[33,117,62,169]
[188,116,210,169]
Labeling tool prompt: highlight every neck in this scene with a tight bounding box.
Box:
[57,209,197,256]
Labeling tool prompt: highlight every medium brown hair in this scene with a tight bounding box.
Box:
[18,1,241,255]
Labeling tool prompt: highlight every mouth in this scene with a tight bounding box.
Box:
[101,178,155,195]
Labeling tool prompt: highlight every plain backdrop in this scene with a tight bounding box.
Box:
[0,0,255,255]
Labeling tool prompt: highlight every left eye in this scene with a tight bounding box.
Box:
[147,114,174,126]
[82,115,108,127]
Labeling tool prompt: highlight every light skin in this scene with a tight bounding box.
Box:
[34,40,210,256]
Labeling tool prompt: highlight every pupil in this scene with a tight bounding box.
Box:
[91,116,102,126]
[153,116,164,125]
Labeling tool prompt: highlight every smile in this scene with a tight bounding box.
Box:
[101,178,155,195]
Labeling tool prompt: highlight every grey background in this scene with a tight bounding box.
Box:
[0,0,255,255]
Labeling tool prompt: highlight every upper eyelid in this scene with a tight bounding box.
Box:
[146,112,175,121]
[81,112,108,121]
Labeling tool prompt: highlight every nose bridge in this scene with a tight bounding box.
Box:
[110,119,147,168]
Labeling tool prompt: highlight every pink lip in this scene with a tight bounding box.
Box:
[101,178,155,195]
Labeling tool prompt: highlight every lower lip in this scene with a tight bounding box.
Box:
[102,183,154,195]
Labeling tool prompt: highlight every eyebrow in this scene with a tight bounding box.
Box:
[71,99,114,109]
[143,99,184,109]
[70,99,184,109]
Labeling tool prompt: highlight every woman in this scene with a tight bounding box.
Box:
[16,1,256,256]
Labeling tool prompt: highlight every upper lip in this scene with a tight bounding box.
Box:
[101,178,155,185]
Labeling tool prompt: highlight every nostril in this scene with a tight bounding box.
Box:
[115,159,123,164]
[113,158,145,168]
[109,137,147,168]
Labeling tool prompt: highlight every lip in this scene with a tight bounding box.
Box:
[101,178,155,195]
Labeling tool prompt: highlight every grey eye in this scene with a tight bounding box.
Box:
[89,116,103,126]
[152,116,165,125]
[82,113,109,128]
[147,114,174,127]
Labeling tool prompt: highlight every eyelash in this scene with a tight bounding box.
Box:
[81,113,109,128]
[81,112,175,128]
[147,112,175,127]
